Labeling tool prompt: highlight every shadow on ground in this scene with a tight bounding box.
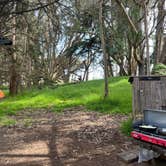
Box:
[0,108,165,166]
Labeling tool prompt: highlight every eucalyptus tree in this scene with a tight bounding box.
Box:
[0,0,61,94]
[76,0,110,97]
[0,0,163,96]
[154,0,166,65]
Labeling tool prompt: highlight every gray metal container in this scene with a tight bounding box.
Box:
[144,109,166,128]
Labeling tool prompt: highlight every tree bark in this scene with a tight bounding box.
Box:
[9,61,19,95]
[160,37,166,65]
[108,58,114,77]
[154,0,165,65]
[99,0,109,98]
[144,1,150,75]
[9,2,19,96]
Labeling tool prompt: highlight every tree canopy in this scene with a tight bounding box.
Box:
[0,0,165,96]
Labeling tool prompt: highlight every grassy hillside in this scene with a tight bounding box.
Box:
[0,77,132,118]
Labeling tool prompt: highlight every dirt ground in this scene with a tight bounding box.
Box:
[0,107,165,166]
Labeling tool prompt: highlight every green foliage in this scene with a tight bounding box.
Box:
[0,77,132,118]
[0,85,8,90]
[121,118,132,136]
[152,63,166,75]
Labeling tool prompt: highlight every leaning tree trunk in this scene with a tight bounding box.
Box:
[99,0,109,98]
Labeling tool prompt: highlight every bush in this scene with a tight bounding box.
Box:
[152,63,166,75]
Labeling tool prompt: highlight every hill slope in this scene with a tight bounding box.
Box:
[0,77,132,118]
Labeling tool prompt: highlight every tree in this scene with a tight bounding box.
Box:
[143,1,150,75]
[9,2,20,95]
[0,0,164,96]
[154,0,166,65]
[99,0,109,98]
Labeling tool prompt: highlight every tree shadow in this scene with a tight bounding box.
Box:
[48,124,64,166]
[0,123,64,166]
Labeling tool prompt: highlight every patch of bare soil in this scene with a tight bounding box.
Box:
[0,107,164,166]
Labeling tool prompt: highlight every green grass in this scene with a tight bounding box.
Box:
[0,116,16,126]
[121,118,132,136]
[0,77,132,118]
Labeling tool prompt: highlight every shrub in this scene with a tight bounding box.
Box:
[152,63,166,75]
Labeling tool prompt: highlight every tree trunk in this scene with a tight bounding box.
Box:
[131,46,138,75]
[119,63,127,76]
[99,0,109,98]
[108,58,114,77]
[154,0,165,65]
[160,37,166,64]
[9,62,19,95]
[83,66,89,82]
[9,2,19,96]
[144,2,150,75]
[85,69,89,81]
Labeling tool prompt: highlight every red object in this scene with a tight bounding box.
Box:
[131,131,166,147]
[0,90,5,99]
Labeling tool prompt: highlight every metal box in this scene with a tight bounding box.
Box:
[144,109,166,128]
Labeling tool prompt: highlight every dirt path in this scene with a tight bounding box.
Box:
[0,107,164,166]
